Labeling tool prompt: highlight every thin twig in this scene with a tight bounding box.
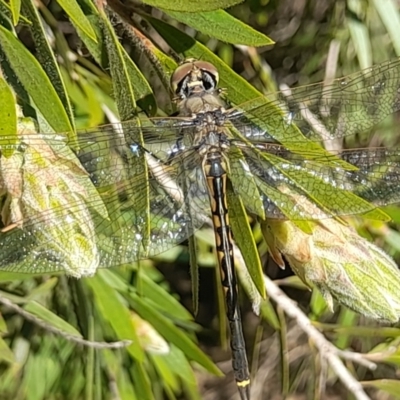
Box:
[262,275,374,400]
[0,295,131,349]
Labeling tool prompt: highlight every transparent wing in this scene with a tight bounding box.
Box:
[226,58,400,143]
[228,143,400,220]
[3,57,400,274]
[0,126,210,275]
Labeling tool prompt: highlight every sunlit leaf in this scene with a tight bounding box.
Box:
[362,379,400,398]
[0,337,14,363]
[131,293,222,376]
[227,183,265,298]
[9,0,20,25]
[163,9,273,46]
[0,26,74,139]
[0,76,16,157]
[57,0,97,41]
[143,0,243,12]
[85,272,144,361]
[24,301,83,336]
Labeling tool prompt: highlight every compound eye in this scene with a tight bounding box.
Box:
[192,61,219,85]
[170,59,220,96]
[170,61,194,94]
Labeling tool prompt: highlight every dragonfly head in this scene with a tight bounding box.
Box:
[171,59,219,99]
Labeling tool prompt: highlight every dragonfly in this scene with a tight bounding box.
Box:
[2,57,400,399]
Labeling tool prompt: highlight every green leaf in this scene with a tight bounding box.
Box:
[131,293,221,376]
[131,362,153,400]
[153,345,198,388]
[100,11,151,253]
[0,337,14,363]
[323,325,400,338]
[0,272,45,281]
[69,5,156,113]
[227,183,265,298]
[163,9,273,46]
[370,340,400,364]
[140,274,194,321]
[25,277,59,300]
[0,76,16,157]
[101,350,138,400]
[143,0,243,12]
[73,14,102,63]
[362,379,400,398]
[0,312,7,333]
[85,273,144,361]
[9,0,20,25]
[56,0,97,42]
[22,344,66,399]
[100,11,137,120]
[259,298,280,329]
[21,0,77,137]
[310,288,329,318]
[372,0,400,57]
[98,269,195,323]
[0,25,74,139]
[228,144,265,219]
[347,0,372,69]
[24,301,83,336]
[151,351,180,391]
[334,308,358,350]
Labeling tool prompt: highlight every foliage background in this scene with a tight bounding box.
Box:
[1,0,400,399]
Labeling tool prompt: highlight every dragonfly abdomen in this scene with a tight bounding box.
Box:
[204,153,251,399]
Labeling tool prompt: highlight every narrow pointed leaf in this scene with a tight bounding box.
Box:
[131,293,221,375]
[143,0,243,12]
[227,183,265,298]
[57,0,97,41]
[100,11,150,250]
[0,76,16,157]
[0,337,14,363]
[0,26,74,138]
[100,11,137,120]
[163,9,273,46]
[9,0,20,25]
[131,362,153,400]
[85,273,144,361]
[362,379,400,397]
[21,0,76,134]
[100,269,194,321]
[372,0,400,56]
[72,13,156,114]
[24,301,83,336]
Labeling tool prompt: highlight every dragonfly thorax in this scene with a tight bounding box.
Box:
[197,130,230,154]
[177,91,227,116]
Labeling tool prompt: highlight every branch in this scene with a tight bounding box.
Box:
[0,295,131,349]
[263,275,375,400]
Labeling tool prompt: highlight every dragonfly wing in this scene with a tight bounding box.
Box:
[0,127,209,275]
[228,144,400,220]
[227,58,400,144]
[340,148,400,206]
